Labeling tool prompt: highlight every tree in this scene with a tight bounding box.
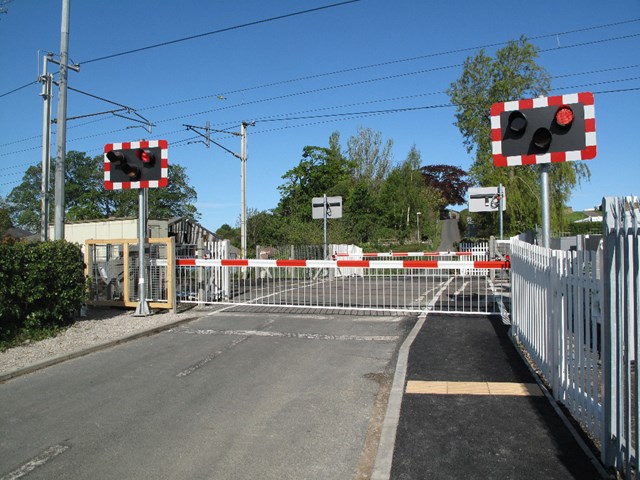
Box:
[276,136,352,222]
[0,197,12,235]
[419,164,470,206]
[447,37,589,237]
[6,151,199,232]
[215,223,240,246]
[378,146,443,243]
[346,127,392,190]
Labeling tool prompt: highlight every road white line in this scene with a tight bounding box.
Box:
[427,277,454,310]
[1,444,69,480]
[175,328,399,342]
[453,280,469,296]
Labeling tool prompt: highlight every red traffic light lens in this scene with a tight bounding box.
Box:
[136,148,155,165]
[555,105,574,128]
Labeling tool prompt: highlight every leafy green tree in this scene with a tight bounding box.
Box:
[378,146,444,243]
[346,127,392,190]
[276,138,352,222]
[0,197,12,235]
[447,37,589,237]
[215,223,239,244]
[6,151,199,231]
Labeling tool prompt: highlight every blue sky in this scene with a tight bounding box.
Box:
[1,0,638,231]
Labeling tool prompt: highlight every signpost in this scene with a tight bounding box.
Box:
[312,195,342,259]
[104,140,169,316]
[468,185,506,239]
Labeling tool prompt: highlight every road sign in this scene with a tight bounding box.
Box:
[312,196,342,219]
[468,187,506,213]
[491,92,596,167]
[104,140,168,190]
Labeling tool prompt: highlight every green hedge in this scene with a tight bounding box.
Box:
[0,240,86,344]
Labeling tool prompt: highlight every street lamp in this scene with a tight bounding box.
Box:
[416,212,422,243]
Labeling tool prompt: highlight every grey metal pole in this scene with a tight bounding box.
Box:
[540,164,551,248]
[40,53,53,241]
[240,122,247,259]
[53,0,71,240]
[323,193,328,259]
[498,183,504,240]
[134,188,150,316]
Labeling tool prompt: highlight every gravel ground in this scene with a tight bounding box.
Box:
[0,306,201,377]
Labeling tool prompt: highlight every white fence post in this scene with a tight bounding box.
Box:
[601,196,640,473]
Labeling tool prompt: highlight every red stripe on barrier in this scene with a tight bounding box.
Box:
[337,260,370,268]
[276,259,307,267]
[222,259,249,266]
[177,259,196,266]
[473,261,510,269]
[392,252,408,256]
[403,260,439,268]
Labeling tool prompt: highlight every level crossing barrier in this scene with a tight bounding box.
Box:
[175,258,510,314]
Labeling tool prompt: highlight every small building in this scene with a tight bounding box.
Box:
[48,217,219,246]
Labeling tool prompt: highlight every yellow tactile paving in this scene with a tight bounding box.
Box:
[406,380,543,397]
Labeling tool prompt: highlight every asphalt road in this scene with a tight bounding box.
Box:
[437,218,461,252]
[0,309,414,480]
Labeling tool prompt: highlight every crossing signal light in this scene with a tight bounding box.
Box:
[106,150,141,182]
[491,92,596,166]
[135,148,155,166]
[104,140,168,190]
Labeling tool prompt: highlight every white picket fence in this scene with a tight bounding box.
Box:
[510,237,603,441]
[510,196,640,479]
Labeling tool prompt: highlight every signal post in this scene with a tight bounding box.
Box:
[104,140,169,316]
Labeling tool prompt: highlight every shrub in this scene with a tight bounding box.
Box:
[0,240,86,347]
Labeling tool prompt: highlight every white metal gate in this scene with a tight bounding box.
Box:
[175,258,510,315]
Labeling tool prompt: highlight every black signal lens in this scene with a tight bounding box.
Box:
[533,128,552,151]
[508,111,527,135]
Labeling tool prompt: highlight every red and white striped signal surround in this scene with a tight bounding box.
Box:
[491,92,596,167]
[104,140,168,190]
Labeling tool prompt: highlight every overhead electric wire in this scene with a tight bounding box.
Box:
[0,80,37,99]
[139,27,640,113]
[2,16,637,103]
[0,18,638,170]
[78,0,361,65]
